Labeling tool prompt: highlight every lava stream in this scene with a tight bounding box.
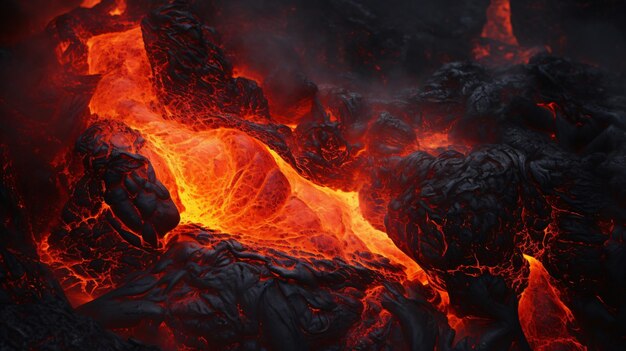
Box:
[86,26,422,280]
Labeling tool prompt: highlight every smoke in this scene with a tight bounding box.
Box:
[510,0,626,72]
[195,0,489,92]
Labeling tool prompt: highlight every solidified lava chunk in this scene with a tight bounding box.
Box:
[45,120,179,301]
[75,121,180,247]
[79,227,455,351]
[380,54,626,350]
[141,1,270,124]
[0,149,159,351]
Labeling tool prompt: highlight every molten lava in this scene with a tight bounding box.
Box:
[519,255,586,351]
[40,16,570,341]
[38,24,423,305]
[474,0,544,64]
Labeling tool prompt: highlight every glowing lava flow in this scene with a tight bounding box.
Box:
[85,26,423,280]
[474,0,543,64]
[481,0,518,46]
[519,255,586,351]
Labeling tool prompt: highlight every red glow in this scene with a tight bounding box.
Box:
[474,0,544,64]
[519,255,586,351]
[80,0,101,8]
[232,65,264,86]
[39,26,425,306]
[108,0,126,16]
[537,102,559,119]
[482,0,518,46]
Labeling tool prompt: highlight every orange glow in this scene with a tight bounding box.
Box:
[40,26,424,304]
[519,254,586,351]
[87,27,157,117]
[80,0,101,8]
[418,131,459,152]
[472,44,491,61]
[481,0,518,46]
[232,64,264,86]
[108,0,126,16]
[474,0,543,64]
[38,203,119,306]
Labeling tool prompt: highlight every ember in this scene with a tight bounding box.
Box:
[1,1,625,350]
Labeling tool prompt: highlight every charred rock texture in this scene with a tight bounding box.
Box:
[0,298,159,351]
[45,121,178,299]
[75,121,180,247]
[0,147,158,351]
[292,111,367,190]
[384,147,535,349]
[376,56,626,349]
[141,2,270,124]
[79,227,456,351]
[385,147,529,276]
[138,1,302,172]
[136,2,480,191]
